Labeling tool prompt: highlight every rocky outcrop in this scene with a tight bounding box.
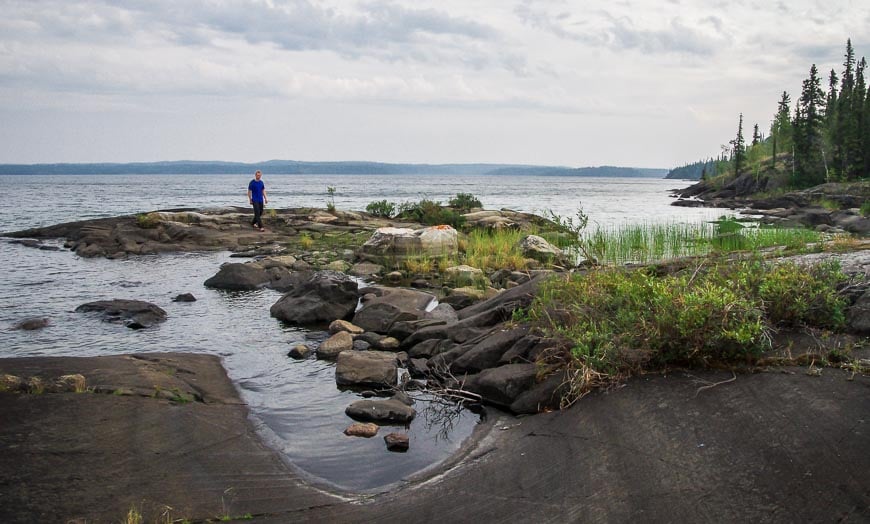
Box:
[270,271,359,327]
[75,299,167,329]
[352,286,436,334]
[335,351,399,388]
[359,225,459,261]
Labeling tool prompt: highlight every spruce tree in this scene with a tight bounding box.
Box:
[771,91,792,169]
[731,113,747,176]
[849,58,866,179]
[794,64,827,186]
[836,39,856,178]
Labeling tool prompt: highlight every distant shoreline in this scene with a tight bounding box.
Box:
[0,160,667,178]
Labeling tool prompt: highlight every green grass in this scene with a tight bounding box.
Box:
[579,219,822,265]
[527,256,850,404]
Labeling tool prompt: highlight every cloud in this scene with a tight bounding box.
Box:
[513,3,730,56]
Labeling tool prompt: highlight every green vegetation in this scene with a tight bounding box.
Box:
[326,186,337,213]
[366,199,396,218]
[448,192,482,211]
[396,198,466,228]
[527,257,851,402]
[671,39,870,188]
[580,218,822,265]
[861,201,870,216]
[135,212,161,229]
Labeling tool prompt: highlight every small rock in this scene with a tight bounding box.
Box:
[316,331,354,359]
[288,344,312,359]
[384,432,410,452]
[12,317,50,331]
[374,336,401,351]
[386,271,403,283]
[353,340,371,351]
[173,293,197,302]
[344,422,379,438]
[329,319,365,335]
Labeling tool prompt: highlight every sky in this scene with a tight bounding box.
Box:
[0,0,867,168]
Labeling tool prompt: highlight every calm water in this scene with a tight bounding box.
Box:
[0,173,731,491]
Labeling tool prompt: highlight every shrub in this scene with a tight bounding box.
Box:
[299,232,314,250]
[135,212,161,229]
[528,256,851,400]
[860,201,870,217]
[397,199,465,228]
[448,192,482,212]
[366,199,396,218]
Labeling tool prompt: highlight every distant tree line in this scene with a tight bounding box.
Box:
[668,39,869,187]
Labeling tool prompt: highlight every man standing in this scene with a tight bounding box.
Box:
[247,170,268,231]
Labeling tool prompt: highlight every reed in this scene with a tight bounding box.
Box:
[580,220,822,265]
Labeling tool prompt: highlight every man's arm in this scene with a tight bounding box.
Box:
[248,189,253,204]
[263,187,268,205]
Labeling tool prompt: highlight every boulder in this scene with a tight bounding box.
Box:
[345,398,416,424]
[329,320,365,335]
[316,331,354,360]
[172,293,196,302]
[344,422,379,438]
[350,262,384,278]
[352,286,436,334]
[75,299,167,329]
[443,265,484,286]
[287,344,312,360]
[450,326,530,374]
[204,261,298,291]
[518,235,568,266]
[384,432,410,452]
[335,350,398,388]
[270,271,359,327]
[463,363,539,409]
[360,225,459,260]
[847,289,870,334]
[510,370,571,415]
[12,317,50,331]
[424,303,459,323]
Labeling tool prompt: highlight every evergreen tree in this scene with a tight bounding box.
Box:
[826,68,840,177]
[730,113,747,176]
[836,39,857,179]
[771,91,792,169]
[794,64,827,186]
[752,123,761,146]
[849,58,867,179]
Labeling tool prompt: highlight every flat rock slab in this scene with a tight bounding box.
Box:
[2,356,869,523]
[75,299,167,329]
[0,353,341,523]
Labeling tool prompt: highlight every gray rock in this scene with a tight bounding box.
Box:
[12,317,50,331]
[316,331,354,360]
[510,370,571,415]
[335,350,398,388]
[384,432,410,452]
[345,398,416,424]
[287,344,312,360]
[75,299,167,329]
[353,340,371,351]
[270,271,359,327]
[424,303,459,323]
[450,326,530,374]
[352,286,436,334]
[847,289,870,334]
[463,363,539,409]
[172,293,196,302]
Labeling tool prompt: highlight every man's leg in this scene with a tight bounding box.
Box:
[253,201,264,228]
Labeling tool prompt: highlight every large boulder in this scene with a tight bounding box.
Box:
[335,350,399,388]
[463,363,539,409]
[204,260,299,291]
[518,235,569,267]
[352,286,436,334]
[360,225,458,260]
[449,326,530,374]
[75,299,167,329]
[345,397,416,424]
[270,271,359,327]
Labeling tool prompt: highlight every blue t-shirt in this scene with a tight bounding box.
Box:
[248,179,265,203]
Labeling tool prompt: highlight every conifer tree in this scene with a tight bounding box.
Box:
[794,64,827,186]
[730,113,747,176]
[848,58,866,179]
[771,91,792,169]
[835,39,856,178]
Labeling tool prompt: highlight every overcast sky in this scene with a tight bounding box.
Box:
[0,0,867,168]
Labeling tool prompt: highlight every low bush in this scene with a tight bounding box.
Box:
[135,212,161,229]
[448,192,482,211]
[366,199,396,218]
[527,256,851,401]
[397,199,466,228]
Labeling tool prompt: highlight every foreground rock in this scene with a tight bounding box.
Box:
[270,271,359,327]
[75,299,167,329]
[345,397,416,424]
[2,354,868,522]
